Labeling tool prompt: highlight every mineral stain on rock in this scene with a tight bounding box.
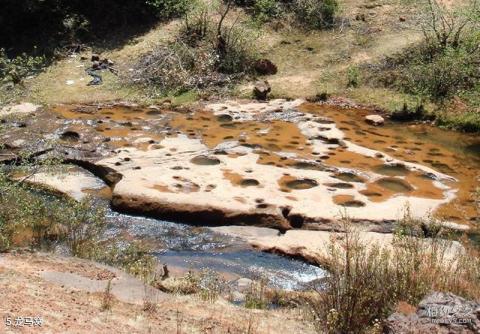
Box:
[4,99,478,232]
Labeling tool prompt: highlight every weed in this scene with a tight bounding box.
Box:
[347,66,360,88]
[101,279,114,312]
[305,211,480,333]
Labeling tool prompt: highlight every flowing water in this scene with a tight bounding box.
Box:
[104,210,326,290]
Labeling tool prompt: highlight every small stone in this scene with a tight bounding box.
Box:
[253,81,271,101]
[365,114,385,126]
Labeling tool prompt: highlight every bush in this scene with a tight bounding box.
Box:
[293,0,338,29]
[253,0,283,22]
[0,155,156,280]
[216,25,258,74]
[128,1,258,94]
[398,47,479,101]
[436,111,480,132]
[0,48,46,85]
[346,65,360,88]
[305,213,480,333]
[147,0,193,19]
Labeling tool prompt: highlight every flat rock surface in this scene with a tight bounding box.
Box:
[97,100,458,231]
[1,100,478,247]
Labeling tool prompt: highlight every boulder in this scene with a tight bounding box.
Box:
[365,114,385,126]
[253,81,271,101]
[386,292,480,333]
[254,59,278,75]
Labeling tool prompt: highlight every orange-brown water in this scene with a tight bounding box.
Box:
[51,103,479,226]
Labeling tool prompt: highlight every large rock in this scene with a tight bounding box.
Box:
[253,81,271,100]
[386,292,480,333]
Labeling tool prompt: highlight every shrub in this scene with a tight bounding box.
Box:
[181,4,213,46]
[420,0,480,51]
[346,65,360,88]
[293,0,338,29]
[253,0,282,22]
[0,154,156,281]
[147,0,193,19]
[216,25,258,74]
[0,48,46,85]
[305,213,480,333]
[399,47,478,101]
[436,111,480,132]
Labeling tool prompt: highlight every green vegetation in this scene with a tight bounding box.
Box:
[368,0,480,132]
[127,0,258,96]
[236,0,339,28]
[0,149,156,280]
[0,49,47,85]
[305,212,480,333]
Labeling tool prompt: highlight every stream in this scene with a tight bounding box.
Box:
[104,210,326,290]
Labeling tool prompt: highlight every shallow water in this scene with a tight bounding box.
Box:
[105,210,325,290]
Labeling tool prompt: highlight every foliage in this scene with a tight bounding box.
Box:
[420,0,480,51]
[346,65,360,88]
[396,46,479,101]
[244,278,269,309]
[436,111,480,132]
[0,48,46,85]
[147,0,193,19]
[252,0,282,22]
[128,0,258,94]
[305,213,480,333]
[0,147,156,281]
[292,0,338,29]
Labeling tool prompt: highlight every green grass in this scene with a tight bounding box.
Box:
[436,111,480,133]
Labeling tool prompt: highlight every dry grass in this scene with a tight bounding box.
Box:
[304,212,480,333]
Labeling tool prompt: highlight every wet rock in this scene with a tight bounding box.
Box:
[254,59,278,75]
[253,81,271,101]
[365,114,385,126]
[386,292,480,333]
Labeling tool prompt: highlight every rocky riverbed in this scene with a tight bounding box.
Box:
[1,100,479,266]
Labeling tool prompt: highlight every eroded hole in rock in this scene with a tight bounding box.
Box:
[375,177,414,193]
[256,203,270,209]
[374,164,410,176]
[360,190,383,198]
[324,182,354,189]
[333,195,366,207]
[216,114,233,122]
[60,131,80,141]
[285,178,318,190]
[240,179,260,187]
[333,172,365,183]
[289,161,327,171]
[190,155,221,166]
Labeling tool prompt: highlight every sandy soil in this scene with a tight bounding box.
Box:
[0,252,315,334]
